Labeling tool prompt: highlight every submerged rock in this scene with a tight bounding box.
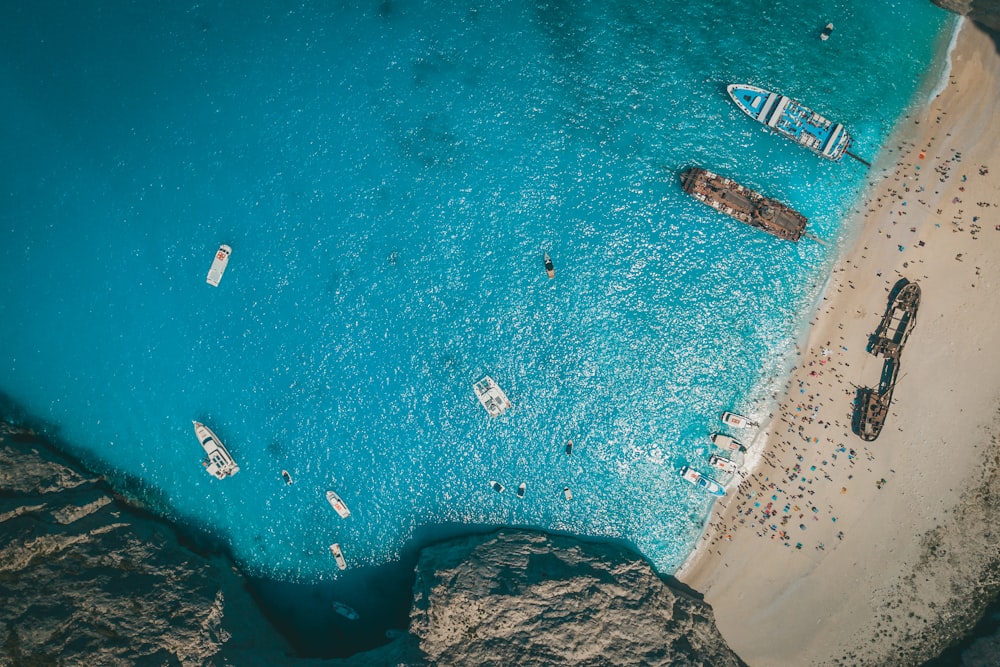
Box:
[408,530,744,666]
[0,425,291,666]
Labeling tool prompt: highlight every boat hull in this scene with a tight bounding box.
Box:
[330,543,347,570]
[473,376,512,417]
[206,244,232,287]
[727,84,852,161]
[680,168,807,241]
[326,490,351,519]
[192,421,240,480]
[679,465,726,497]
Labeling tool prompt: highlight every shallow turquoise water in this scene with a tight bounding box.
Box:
[0,0,951,581]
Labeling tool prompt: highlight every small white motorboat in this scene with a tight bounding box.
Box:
[192,421,240,480]
[206,244,232,287]
[820,23,834,40]
[544,253,555,279]
[679,465,726,497]
[490,480,505,493]
[329,543,347,570]
[721,411,755,429]
[563,486,573,501]
[473,376,512,417]
[516,482,526,498]
[332,601,359,620]
[326,490,351,519]
[711,433,747,453]
[709,454,739,474]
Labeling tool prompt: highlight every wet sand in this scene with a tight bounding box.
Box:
[678,20,1000,666]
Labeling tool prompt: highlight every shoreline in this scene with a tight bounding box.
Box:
[678,18,1000,666]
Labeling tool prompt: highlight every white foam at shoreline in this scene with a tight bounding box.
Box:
[927,16,964,104]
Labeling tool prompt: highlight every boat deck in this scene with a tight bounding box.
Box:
[728,84,852,161]
[680,168,806,241]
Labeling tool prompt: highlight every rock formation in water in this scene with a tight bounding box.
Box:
[406,530,745,667]
[0,424,292,666]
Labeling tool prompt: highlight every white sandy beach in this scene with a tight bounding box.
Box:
[678,19,1000,666]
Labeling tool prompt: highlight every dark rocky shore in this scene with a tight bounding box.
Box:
[0,422,742,665]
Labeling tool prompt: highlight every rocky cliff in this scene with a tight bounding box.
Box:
[933,0,1000,32]
[0,424,292,666]
[0,422,743,666]
[407,531,744,667]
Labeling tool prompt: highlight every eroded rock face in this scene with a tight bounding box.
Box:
[932,0,1000,32]
[0,425,290,666]
[409,531,744,667]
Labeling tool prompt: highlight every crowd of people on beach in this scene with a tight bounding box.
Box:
[696,96,997,559]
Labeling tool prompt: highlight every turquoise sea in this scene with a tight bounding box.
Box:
[0,0,952,646]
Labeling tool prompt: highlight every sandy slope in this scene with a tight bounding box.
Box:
[677,19,1000,666]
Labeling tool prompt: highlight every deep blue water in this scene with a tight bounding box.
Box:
[0,0,952,586]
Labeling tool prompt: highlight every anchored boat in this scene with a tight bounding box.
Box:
[192,421,240,480]
[679,466,726,497]
[721,411,756,429]
[711,433,747,453]
[473,376,512,417]
[544,253,555,279]
[326,490,351,519]
[332,602,359,620]
[680,167,807,241]
[709,453,740,474]
[727,84,853,161]
[206,244,232,287]
[329,543,347,570]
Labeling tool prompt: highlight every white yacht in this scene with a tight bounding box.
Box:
[192,421,240,480]
[473,376,512,417]
[679,466,726,497]
[206,244,232,287]
[709,453,740,474]
[711,433,747,453]
[326,490,351,519]
[721,411,755,428]
[330,543,347,570]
